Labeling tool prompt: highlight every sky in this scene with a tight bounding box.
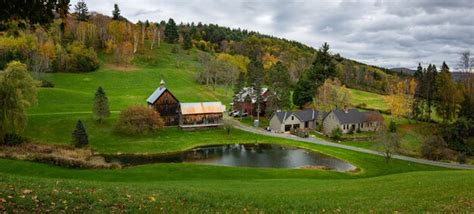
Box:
[73,0,474,70]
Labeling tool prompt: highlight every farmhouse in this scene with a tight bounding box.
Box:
[269,109,326,133]
[179,102,226,129]
[146,80,180,126]
[322,107,384,135]
[232,87,272,116]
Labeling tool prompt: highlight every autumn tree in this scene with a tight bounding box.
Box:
[268,62,292,112]
[164,18,179,43]
[0,61,38,142]
[435,62,464,123]
[384,79,417,119]
[92,86,110,123]
[374,126,400,162]
[74,0,89,21]
[314,78,352,112]
[115,105,164,135]
[72,120,88,148]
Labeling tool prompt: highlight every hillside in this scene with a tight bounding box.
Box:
[1,3,474,213]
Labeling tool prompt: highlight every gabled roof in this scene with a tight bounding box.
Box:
[272,109,327,123]
[146,87,179,104]
[180,102,225,115]
[331,109,383,124]
[234,87,269,103]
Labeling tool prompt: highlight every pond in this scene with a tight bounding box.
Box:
[104,144,357,172]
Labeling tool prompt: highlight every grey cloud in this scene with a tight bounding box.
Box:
[72,0,474,70]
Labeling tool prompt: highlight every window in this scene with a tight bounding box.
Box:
[285,125,292,132]
[293,124,300,129]
[361,123,364,128]
[291,116,294,120]
[305,121,309,128]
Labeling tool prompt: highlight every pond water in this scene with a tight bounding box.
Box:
[104,144,357,172]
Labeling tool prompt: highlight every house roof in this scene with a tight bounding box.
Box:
[331,109,383,124]
[234,87,269,103]
[273,109,326,123]
[146,86,179,104]
[147,87,166,104]
[180,102,225,115]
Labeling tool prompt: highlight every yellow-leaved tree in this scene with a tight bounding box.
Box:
[384,79,417,118]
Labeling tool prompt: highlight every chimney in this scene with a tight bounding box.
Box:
[159,79,165,89]
[344,105,349,113]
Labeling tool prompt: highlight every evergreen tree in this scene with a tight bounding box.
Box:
[92,86,110,123]
[72,120,88,148]
[412,63,424,120]
[246,59,264,119]
[423,64,438,121]
[293,78,313,108]
[74,0,89,21]
[268,62,291,111]
[435,62,464,123]
[234,71,246,95]
[164,18,179,43]
[112,3,121,20]
[182,31,192,50]
[306,42,336,92]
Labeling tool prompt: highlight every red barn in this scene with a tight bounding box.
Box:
[232,87,272,116]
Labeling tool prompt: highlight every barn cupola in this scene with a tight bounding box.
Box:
[160,79,166,89]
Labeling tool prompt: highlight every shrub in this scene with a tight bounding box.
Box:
[331,127,342,140]
[72,120,88,148]
[421,135,452,161]
[1,133,27,146]
[67,42,99,72]
[389,120,397,133]
[40,79,55,88]
[115,105,164,135]
[457,152,467,164]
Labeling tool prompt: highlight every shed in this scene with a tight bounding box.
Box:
[179,102,226,129]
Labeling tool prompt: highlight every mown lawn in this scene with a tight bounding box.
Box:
[0,162,472,212]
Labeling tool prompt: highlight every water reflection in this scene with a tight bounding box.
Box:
[105,144,357,172]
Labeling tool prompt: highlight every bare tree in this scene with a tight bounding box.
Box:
[457,51,474,100]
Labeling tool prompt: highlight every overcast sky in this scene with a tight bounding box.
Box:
[73,0,474,70]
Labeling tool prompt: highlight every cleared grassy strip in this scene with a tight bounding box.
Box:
[1,170,473,212]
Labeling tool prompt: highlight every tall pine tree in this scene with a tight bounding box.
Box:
[234,71,246,95]
[164,18,179,43]
[72,120,88,148]
[246,59,264,119]
[293,78,313,108]
[112,3,121,20]
[74,0,89,21]
[268,62,291,111]
[182,31,192,50]
[92,86,110,123]
[306,42,336,92]
[435,62,464,123]
[412,63,424,120]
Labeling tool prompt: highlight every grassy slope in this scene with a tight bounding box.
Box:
[1,43,472,212]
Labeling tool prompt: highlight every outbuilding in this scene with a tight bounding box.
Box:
[179,102,226,129]
[146,80,180,126]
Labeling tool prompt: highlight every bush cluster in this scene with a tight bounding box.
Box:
[115,106,165,135]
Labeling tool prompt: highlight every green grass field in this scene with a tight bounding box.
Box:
[350,88,388,111]
[1,43,473,212]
